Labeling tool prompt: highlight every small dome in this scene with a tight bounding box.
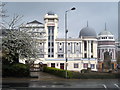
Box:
[98,30,112,35]
[79,27,97,37]
[47,11,55,15]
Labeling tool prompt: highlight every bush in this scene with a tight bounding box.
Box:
[2,63,30,77]
[43,67,65,77]
[81,68,91,73]
[81,69,88,73]
[43,67,120,79]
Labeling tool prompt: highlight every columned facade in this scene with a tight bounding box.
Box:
[97,29,117,72]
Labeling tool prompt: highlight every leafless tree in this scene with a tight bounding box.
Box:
[1,3,38,64]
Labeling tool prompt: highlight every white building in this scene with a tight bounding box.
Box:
[20,11,98,72]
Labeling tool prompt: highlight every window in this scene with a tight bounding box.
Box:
[60,63,64,69]
[109,37,113,39]
[91,41,93,52]
[56,63,59,66]
[59,43,62,45]
[91,64,95,69]
[40,49,43,52]
[84,53,87,58]
[48,29,50,34]
[39,54,44,58]
[48,42,50,46]
[74,63,79,68]
[84,41,87,51]
[52,29,54,34]
[48,26,55,57]
[48,36,50,40]
[52,48,54,53]
[40,33,42,35]
[48,19,54,22]
[58,54,64,58]
[52,36,54,40]
[52,42,54,47]
[48,48,50,52]
[91,55,93,58]
[51,63,55,68]
[59,48,62,50]
[83,63,88,68]
[40,43,42,45]
[48,54,50,57]
[68,43,70,45]
[51,55,54,57]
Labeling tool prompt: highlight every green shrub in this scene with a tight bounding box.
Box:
[81,68,91,73]
[43,67,66,78]
[2,63,30,77]
[43,66,120,79]
[81,69,88,73]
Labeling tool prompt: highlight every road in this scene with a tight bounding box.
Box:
[2,71,120,90]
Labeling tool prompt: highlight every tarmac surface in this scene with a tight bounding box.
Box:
[2,71,120,90]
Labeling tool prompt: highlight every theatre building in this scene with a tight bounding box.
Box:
[20,12,98,72]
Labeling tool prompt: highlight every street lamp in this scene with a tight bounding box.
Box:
[65,7,76,79]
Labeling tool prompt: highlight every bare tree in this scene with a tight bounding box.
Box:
[0,2,8,29]
[5,14,24,29]
[1,3,38,64]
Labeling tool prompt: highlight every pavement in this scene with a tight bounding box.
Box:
[2,71,120,90]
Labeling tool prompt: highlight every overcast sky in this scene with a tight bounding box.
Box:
[4,2,118,39]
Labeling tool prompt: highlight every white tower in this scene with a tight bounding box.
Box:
[97,23,117,71]
[44,11,59,58]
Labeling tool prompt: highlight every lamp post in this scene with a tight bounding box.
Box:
[65,7,76,79]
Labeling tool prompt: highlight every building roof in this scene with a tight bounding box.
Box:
[27,20,43,24]
[98,30,112,35]
[47,11,55,15]
[79,26,97,37]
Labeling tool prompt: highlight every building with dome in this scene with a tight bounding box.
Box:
[97,24,117,72]
[19,12,98,72]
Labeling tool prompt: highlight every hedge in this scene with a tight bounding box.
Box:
[43,67,120,79]
[2,63,30,77]
[43,66,73,78]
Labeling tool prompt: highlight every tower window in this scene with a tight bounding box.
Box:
[51,48,54,52]
[48,48,50,52]
[52,42,54,47]
[48,19,54,22]
[59,48,62,50]
[48,42,50,46]
[52,36,54,40]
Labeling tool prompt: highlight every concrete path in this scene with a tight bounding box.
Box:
[2,71,120,89]
[30,71,64,80]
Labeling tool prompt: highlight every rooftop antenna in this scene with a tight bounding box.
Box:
[87,21,88,27]
[105,22,107,30]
